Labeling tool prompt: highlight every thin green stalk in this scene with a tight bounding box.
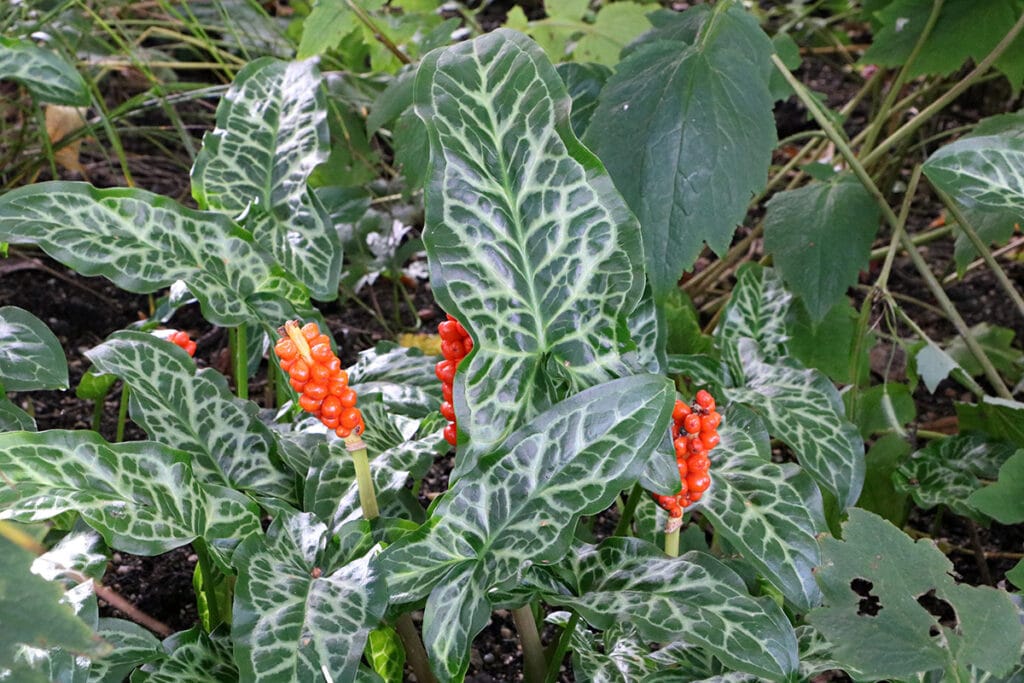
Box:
[512,604,548,683]
[664,527,680,558]
[861,11,1024,168]
[345,434,380,520]
[869,224,954,260]
[860,0,944,154]
[935,188,1024,321]
[613,484,643,537]
[773,54,1012,399]
[231,326,249,400]
[544,613,579,683]
[91,398,104,434]
[115,384,129,443]
[192,537,223,628]
[395,614,438,683]
[33,107,59,181]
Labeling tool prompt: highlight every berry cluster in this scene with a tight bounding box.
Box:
[274,320,365,438]
[167,330,197,357]
[652,390,721,518]
[435,314,472,446]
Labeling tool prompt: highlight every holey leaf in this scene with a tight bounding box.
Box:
[415,29,648,459]
[701,405,826,611]
[763,174,880,321]
[584,3,777,300]
[924,134,1024,216]
[0,430,260,561]
[191,58,340,299]
[724,339,865,508]
[86,332,295,501]
[0,183,306,327]
[809,508,1024,680]
[534,538,799,680]
[232,512,386,683]
[0,306,67,391]
[0,37,89,105]
[379,374,675,680]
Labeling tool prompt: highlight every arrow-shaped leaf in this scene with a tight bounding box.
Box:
[192,58,340,299]
[0,182,304,327]
[701,405,826,611]
[716,264,792,368]
[416,29,647,457]
[536,537,799,681]
[87,332,295,501]
[0,37,89,105]
[0,430,260,560]
[724,340,865,508]
[232,512,386,682]
[379,374,674,679]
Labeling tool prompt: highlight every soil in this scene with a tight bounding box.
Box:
[2,19,1024,683]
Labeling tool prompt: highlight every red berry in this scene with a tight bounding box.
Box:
[688,455,710,473]
[700,431,720,451]
[683,413,702,435]
[299,394,322,414]
[310,343,334,365]
[687,438,705,456]
[321,395,342,421]
[695,390,715,411]
[337,387,358,408]
[672,400,691,422]
[290,360,310,383]
[687,473,711,493]
[339,408,362,430]
[442,382,453,401]
[441,339,465,361]
[443,422,458,446]
[435,359,457,384]
[304,382,328,401]
[438,321,460,341]
[310,363,330,384]
[701,412,721,431]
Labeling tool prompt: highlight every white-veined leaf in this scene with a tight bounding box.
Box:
[0,182,305,327]
[0,306,68,391]
[191,58,340,299]
[416,29,648,458]
[701,405,826,611]
[716,264,792,370]
[0,430,260,562]
[87,619,163,683]
[231,512,386,683]
[535,538,799,680]
[132,627,236,683]
[924,134,1024,215]
[724,340,865,508]
[0,393,35,431]
[379,374,674,680]
[87,332,295,501]
[0,37,89,105]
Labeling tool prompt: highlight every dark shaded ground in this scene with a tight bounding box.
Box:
[2,29,1024,683]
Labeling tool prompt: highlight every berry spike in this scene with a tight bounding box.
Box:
[649,391,721,523]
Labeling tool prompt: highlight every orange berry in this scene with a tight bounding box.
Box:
[290,359,310,383]
[700,431,720,451]
[329,376,349,397]
[683,414,701,435]
[311,343,334,365]
[275,338,298,360]
[299,394,322,414]
[440,401,456,421]
[695,390,715,411]
[335,426,351,438]
[687,473,711,493]
[688,455,710,473]
[322,416,339,430]
[672,400,691,422]
[701,412,721,431]
[338,387,358,407]
[304,382,328,401]
[688,437,705,456]
[444,423,458,446]
[321,395,342,421]
[301,322,319,341]
[340,408,361,430]
[310,363,331,384]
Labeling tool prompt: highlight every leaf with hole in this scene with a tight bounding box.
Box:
[191,58,340,299]
[584,3,776,299]
[416,29,648,458]
[809,508,1024,679]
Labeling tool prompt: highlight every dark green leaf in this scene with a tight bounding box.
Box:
[809,508,1024,679]
[556,62,613,137]
[893,433,1018,523]
[416,29,648,458]
[945,323,1023,383]
[857,433,911,526]
[967,449,1024,524]
[584,3,776,299]
[296,0,359,59]
[844,383,917,438]
[0,306,67,391]
[764,174,880,321]
[0,37,89,105]
[786,299,870,384]
[956,397,1024,447]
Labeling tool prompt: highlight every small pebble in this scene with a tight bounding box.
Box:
[112,553,122,563]
[187,554,199,563]
[483,653,495,664]
[116,565,132,575]
[499,627,513,640]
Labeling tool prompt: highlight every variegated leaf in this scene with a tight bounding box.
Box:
[379,375,674,679]
[32,530,108,586]
[421,562,492,681]
[346,342,444,418]
[0,306,68,391]
[232,512,386,683]
[536,538,799,680]
[304,433,437,533]
[0,37,89,105]
[87,619,163,683]
[716,264,792,370]
[0,430,260,561]
[417,29,647,457]
[893,434,1017,523]
[87,332,295,501]
[17,581,99,683]
[133,627,237,683]
[565,621,702,683]
[701,405,826,611]
[724,339,864,508]
[0,392,36,431]
[924,134,1024,215]
[0,182,304,327]
[191,58,340,299]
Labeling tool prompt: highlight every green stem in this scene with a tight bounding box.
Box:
[613,484,643,537]
[664,527,680,558]
[345,434,380,520]
[193,538,222,629]
[230,326,248,399]
[861,11,1024,168]
[773,54,1012,399]
[868,224,953,260]
[91,398,104,434]
[114,384,129,443]
[544,612,579,683]
[512,604,548,683]
[395,613,438,683]
[935,188,1024,322]
[859,0,944,155]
